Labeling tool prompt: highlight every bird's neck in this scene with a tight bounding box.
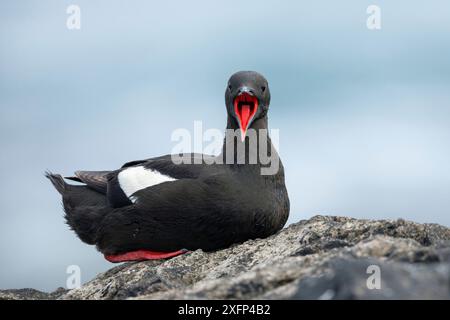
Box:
[221,116,276,167]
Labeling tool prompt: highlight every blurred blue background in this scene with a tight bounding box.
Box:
[1,1,449,291]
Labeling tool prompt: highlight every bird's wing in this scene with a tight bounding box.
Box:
[121,159,147,168]
[97,174,252,253]
[65,170,111,194]
[121,154,218,180]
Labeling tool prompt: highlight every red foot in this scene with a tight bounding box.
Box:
[104,249,188,263]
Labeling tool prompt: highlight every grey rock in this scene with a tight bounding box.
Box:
[0,287,67,300]
[2,215,450,300]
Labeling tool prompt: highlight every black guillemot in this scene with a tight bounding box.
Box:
[47,71,290,262]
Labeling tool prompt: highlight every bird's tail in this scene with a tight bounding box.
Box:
[45,171,67,195]
[45,170,109,245]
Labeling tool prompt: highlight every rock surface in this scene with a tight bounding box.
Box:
[2,215,450,300]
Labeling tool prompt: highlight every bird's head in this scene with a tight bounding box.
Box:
[225,71,271,140]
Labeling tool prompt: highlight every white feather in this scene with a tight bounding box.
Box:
[118,166,176,202]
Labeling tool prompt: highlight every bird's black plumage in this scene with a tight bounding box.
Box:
[47,71,290,256]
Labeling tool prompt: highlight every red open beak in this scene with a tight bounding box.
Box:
[234,92,258,141]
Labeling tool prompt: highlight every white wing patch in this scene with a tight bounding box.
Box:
[118,166,176,202]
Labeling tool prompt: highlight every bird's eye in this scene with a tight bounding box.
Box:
[261,86,266,92]
[228,85,232,91]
